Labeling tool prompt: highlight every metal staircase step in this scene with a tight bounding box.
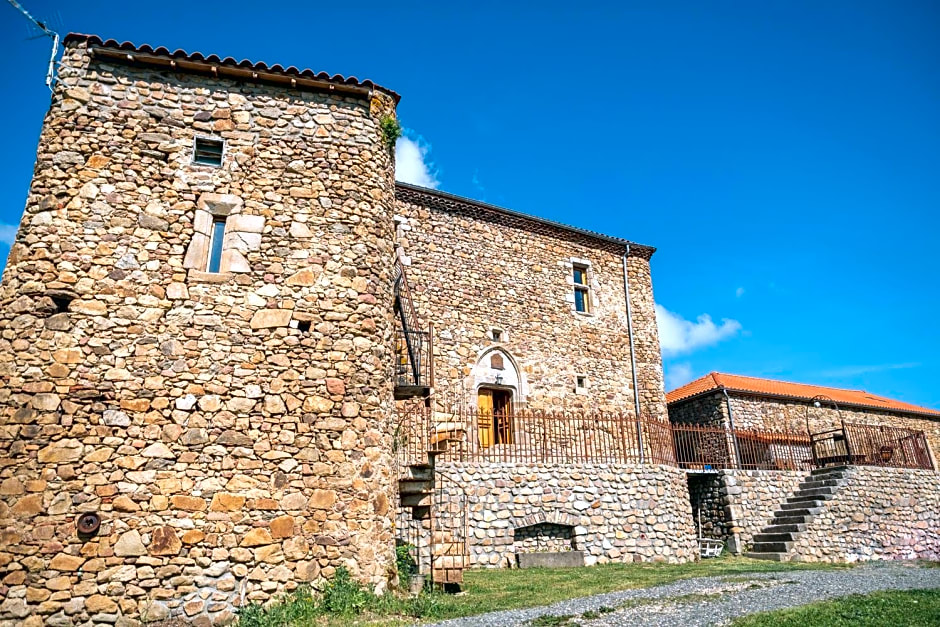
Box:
[400,465,434,481]
[400,493,432,508]
[398,479,434,494]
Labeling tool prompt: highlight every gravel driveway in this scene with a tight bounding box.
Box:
[426,562,940,627]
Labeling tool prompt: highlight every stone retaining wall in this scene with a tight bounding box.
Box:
[720,470,804,549]
[686,470,805,550]
[792,467,940,562]
[438,462,697,567]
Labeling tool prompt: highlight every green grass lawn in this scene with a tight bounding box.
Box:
[731,588,940,627]
[236,556,851,626]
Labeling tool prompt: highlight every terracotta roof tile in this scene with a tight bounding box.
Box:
[63,33,400,103]
[666,372,940,418]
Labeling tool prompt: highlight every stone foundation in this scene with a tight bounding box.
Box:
[437,462,697,568]
[791,467,940,562]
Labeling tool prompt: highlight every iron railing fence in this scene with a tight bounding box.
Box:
[671,423,811,471]
[842,422,933,470]
[395,405,934,471]
[437,410,676,465]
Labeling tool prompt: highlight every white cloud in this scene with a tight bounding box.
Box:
[664,362,694,391]
[395,134,439,189]
[735,286,745,298]
[0,224,19,246]
[656,304,742,357]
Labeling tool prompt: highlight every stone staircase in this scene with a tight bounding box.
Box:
[746,466,851,561]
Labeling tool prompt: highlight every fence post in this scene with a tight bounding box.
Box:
[635,416,645,464]
[841,420,854,464]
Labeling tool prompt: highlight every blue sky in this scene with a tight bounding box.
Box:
[2,1,938,409]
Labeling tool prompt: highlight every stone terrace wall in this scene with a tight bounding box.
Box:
[687,474,728,539]
[720,470,805,549]
[394,197,666,418]
[685,470,804,550]
[791,467,940,562]
[0,41,399,625]
[727,395,939,464]
[438,462,696,567]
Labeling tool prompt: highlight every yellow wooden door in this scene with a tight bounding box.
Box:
[477,390,494,448]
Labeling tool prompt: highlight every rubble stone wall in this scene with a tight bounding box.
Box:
[686,474,728,540]
[792,467,940,562]
[719,470,805,549]
[686,470,805,550]
[0,40,400,625]
[394,197,667,418]
[668,393,726,426]
[438,462,697,568]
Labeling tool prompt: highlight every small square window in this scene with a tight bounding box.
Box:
[193,137,224,166]
[576,376,587,389]
[491,329,503,342]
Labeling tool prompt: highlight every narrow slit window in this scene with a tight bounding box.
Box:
[573,264,590,313]
[207,218,226,273]
[193,137,224,166]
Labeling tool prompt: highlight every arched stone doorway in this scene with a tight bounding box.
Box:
[471,349,523,448]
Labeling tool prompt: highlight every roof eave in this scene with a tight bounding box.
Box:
[395,182,657,258]
[64,33,401,103]
[668,386,940,420]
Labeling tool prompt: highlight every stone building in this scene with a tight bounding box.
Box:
[667,372,940,463]
[395,183,666,417]
[668,373,939,561]
[0,34,404,625]
[0,34,692,625]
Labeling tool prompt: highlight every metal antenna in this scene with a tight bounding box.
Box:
[6,0,60,91]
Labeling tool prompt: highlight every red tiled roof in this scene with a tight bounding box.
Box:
[666,372,940,418]
[63,34,400,103]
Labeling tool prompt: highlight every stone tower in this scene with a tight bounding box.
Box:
[0,35,401,624]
